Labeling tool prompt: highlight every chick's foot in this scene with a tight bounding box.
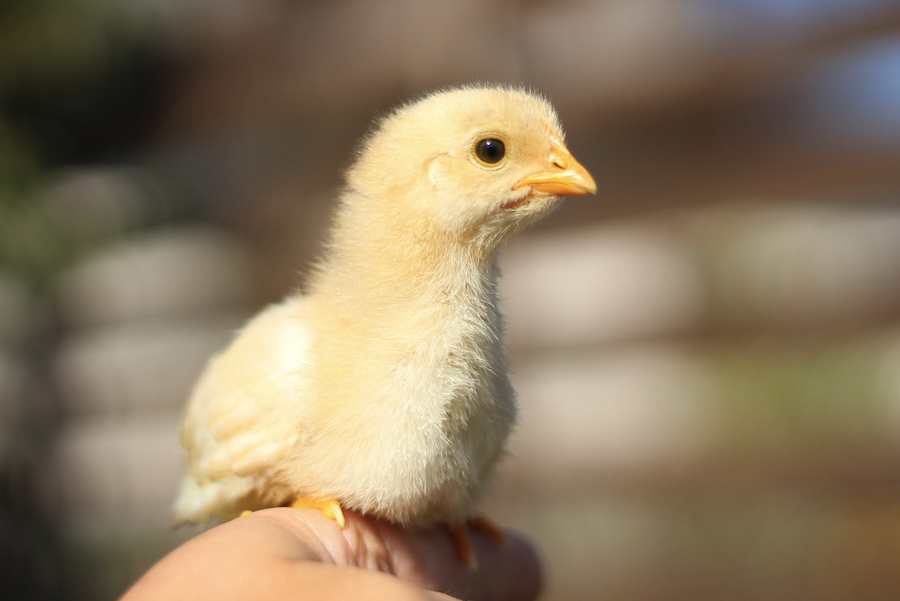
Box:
[448,515,507,570]
[468,515,507,545]
[290,496,346,528]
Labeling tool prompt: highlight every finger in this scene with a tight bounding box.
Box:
[136,510,456,601]
[248,508,543,601]
[375,521,543,601]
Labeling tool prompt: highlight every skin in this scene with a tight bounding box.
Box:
[120,508,542,601]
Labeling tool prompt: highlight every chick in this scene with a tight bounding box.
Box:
[173,85,596,557]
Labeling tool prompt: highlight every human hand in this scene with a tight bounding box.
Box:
[120,507,542,601]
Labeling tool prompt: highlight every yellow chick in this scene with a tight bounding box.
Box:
[172,85,595,554]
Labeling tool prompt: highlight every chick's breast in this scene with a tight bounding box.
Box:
[285,282,516,527]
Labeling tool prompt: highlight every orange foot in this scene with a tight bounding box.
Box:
[448,515,507,570]
[290,495,346,529]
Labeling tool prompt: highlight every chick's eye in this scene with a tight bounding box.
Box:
[474,138,506,165]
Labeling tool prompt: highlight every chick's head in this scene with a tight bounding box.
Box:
[346,86,595,250]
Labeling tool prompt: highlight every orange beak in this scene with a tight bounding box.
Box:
[513,136,597,197]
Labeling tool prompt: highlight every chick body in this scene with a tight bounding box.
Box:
[173,85,595,528]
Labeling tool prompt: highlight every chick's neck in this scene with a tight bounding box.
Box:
[308,199,504,328]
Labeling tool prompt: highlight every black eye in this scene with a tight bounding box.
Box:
[474,138,506,165]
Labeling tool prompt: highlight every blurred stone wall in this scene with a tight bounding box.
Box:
[3,1,900,600]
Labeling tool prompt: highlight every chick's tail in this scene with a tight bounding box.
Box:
[170,474,247,525]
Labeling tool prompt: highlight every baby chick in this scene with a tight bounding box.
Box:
[173,85,595,558]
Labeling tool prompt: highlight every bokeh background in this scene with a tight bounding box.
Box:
[3,1,900,599]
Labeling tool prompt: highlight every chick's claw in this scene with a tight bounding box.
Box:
[448,516,507,571]
[468,515,507,546]
[290,496,346,529]
[448,523,478,570]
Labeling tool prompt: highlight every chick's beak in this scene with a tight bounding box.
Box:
[513,137,597,197]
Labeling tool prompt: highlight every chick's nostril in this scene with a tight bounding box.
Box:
[549,150,569,171]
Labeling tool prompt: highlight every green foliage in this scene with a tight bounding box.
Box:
[0,0,162,285]
[0,0,146,93]
[711,341,885,448]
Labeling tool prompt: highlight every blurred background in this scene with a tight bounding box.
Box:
[2,0,900,599]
